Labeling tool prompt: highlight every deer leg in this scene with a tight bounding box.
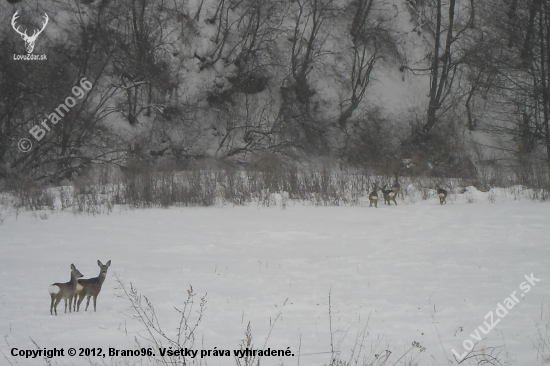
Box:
[73,294,79,311]
[85,296,92,311]
[77,293,85,311]
[50,295,55,315]
[53,297,61,315]
[93,296,97,311]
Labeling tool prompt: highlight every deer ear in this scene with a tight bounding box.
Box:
[71,264,76,270]
[106,260,111,266]
[97,260,102,266]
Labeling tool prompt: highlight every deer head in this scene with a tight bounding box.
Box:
[11,11,48,54]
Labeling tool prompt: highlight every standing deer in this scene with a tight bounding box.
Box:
[48,264,83,315]
[11,11,49,54]
[74,260,111,312]
[391,173,401,199]
[382,185,397,205]
[437,188,447,205]
[368,184,379,208]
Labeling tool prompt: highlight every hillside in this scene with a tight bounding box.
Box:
[5,0,538,184]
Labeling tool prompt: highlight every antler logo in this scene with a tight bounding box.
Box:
[11,11,48,54]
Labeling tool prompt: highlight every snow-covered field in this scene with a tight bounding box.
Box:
[0,187,549,365]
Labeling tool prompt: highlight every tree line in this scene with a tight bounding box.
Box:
[0,0,549,189]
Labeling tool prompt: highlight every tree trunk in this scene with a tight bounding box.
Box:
[424,0,443,134]
[521,0,542,61]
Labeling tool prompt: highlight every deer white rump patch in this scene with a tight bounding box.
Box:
[389,192,395,197]
[48,285,60,295]
[76,283,83,291]
[439,193,446,197]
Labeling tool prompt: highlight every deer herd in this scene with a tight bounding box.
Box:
[45,178,446,315]
[48,260,111,315]
[368,173,448,208]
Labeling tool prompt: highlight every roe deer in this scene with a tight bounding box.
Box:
[437,188,447,205]
[74,260,111,312]
[48,264,83,315]
[368,184,379,208]
[382,185,397,205]
[391,173,401,199]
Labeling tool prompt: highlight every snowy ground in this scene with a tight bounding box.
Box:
[0,187,549,366]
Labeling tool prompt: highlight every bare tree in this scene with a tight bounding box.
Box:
[0,1,126,183]
[409,0,476,133]
[459,0,550,186]
[338,0,400,128]
[286,0,337,110]
[106,0,181,125]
